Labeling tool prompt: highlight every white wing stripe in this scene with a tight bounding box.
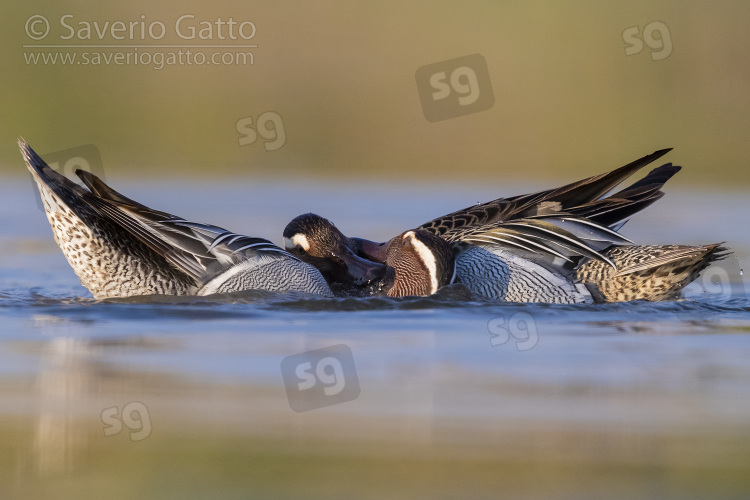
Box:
[227,234,245,245]
[233,242,284,253]
[207,232,234,251]
[557,217,634,243]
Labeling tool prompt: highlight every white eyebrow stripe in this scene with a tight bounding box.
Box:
[289,233,310,252]
[406,232,439,294]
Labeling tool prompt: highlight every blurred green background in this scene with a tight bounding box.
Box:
[2,0,749,185]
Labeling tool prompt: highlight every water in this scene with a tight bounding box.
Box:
[1,179,749,500]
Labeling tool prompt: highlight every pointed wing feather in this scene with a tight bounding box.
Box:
[419,150,673,241]
[462,219,616,268]
[527,216,634,246]
[73,169,291,283]
[533,149,673,207]
[567,164,682,226]
[465,231,574,262]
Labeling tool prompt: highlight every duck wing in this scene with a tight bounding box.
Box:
[419,149,673,241]
[74,169,291,284]
[459,217,628,268]
[566,163,681,227]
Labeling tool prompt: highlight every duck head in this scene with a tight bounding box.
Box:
[378,230,455,297]
[283,213,387,292]
[284,214,455,298]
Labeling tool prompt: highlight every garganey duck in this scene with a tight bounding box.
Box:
[21,140,385,299]
[284,150,728,303]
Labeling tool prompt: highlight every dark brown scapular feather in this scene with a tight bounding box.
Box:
[566,164,682,227]
[419,149,672,241]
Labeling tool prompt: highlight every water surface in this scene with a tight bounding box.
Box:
[1,179,749,500]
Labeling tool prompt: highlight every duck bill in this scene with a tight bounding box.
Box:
[337,246,387,285]
[351,237,388,263]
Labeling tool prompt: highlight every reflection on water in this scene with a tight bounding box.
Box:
[1,181,750,499]
[20,331,164,476]
[31,337,90,474]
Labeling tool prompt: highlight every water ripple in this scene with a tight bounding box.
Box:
[0,285,747,327]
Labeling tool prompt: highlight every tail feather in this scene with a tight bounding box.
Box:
[577,243,730,302]
[20,139,94,217]
[613,243,725,277]
[20,140,198,297]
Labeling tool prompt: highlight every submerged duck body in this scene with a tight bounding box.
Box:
[284,149,728,303]
[575,243,727,302]
[281,213,389,296]
[452,245,591,303]
[21,140,366,299]
[454,242,726,303]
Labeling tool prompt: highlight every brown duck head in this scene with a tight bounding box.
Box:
[378,230,455,297]
[283,213,387,293]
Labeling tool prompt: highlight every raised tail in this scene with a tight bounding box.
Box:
[21,140,196,297]
[576,243,730,302]
[20,138,98,219]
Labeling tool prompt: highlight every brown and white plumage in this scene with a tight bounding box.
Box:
[381,230,454,297]
[284,149,729,302]
[22,140,333,299]
[576,244,729,302]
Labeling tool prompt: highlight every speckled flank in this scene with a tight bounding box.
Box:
[455,243,726,304]
[576,244,726,302]
[34,178,194,299]
[455,245,592,303]
[23,140,333,300]
[198,255,331,296]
